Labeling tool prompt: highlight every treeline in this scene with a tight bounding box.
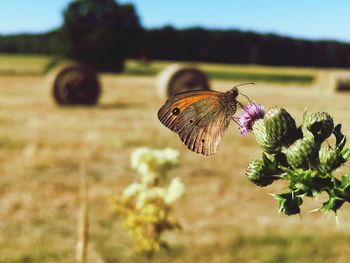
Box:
[1,27,350,68]
[142,27,350,68]
[0,32,59,54]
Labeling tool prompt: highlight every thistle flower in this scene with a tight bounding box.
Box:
[238,102,265,136]
[245,107,350,216]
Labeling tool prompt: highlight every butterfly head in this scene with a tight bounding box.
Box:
[222,87,239,117]
[230,82,255,104]
[228,86,239,98]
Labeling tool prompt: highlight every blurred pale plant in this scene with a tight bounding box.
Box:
[131,147,180,185]
[114,147,185,260]
[239,103,350,216]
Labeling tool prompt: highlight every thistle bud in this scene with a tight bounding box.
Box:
[246,158,278,187]
[319,147,341,173]
[286,136,319,169]
[264,107,299,146]
[303,111,334,142]
[252,108,299,154]
[253,119,281,154]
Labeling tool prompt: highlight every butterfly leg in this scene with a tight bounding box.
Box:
[232,116,243,128]
[239,92,253,104]
[234,82,254,104]
[238,101,245,109]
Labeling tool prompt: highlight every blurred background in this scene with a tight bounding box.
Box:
[1,0,350,262]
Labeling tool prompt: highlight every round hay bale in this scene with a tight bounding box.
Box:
[317,70,350,93]
[156,64,210,98]
[47,61,100,105]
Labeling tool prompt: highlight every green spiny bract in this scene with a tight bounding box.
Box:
[265,108,299,145]
[321,196,345,213]
[253,108,299,154]
[303,111,334,143]
[285,136,319,169]
[319,147,342,173]
[247,108,350,216]
[318,124,350,173]
[284,168,332,197]
[253,119,280,154]
[246,155,281,187]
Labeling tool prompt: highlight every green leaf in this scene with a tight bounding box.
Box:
[333,124,346,147]
[262,153,283,174]
[274,152,288,167]
[271,192,303,216]
[341,148,350,161]
[337,137,347,152]
[321,196,345,213]
[341,174,350,189]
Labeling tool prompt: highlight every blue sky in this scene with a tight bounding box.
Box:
[1,0,349,42]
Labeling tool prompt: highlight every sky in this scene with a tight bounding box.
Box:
[0,0,350,42]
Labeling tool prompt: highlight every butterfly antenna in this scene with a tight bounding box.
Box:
[234,82,255,88]
[233,82,254,104]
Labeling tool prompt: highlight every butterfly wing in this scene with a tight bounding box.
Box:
[175,97,230,155]
[158,90,223,131]
[158,91,229,155]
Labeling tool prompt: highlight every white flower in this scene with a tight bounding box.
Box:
[161,148,180,163]
[122,183,144,198]
[136,187,167,209]
[127,147,183,208]
[140,171,158,186]
[130,147,180,185]
[131,147,152,171]
[165,177,185,205]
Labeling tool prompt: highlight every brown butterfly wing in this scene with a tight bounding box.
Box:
[174,96,229,155]
[158,91,229,155]
[158,90,223,131]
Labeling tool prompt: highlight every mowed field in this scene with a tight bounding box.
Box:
[1,54,350,263]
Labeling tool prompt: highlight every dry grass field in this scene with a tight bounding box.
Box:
[1,54,350,263]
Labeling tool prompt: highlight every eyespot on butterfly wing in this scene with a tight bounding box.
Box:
[157,90,223,131]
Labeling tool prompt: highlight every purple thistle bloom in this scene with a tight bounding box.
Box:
[238,102,265,136]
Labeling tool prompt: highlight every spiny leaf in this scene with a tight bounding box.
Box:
[341,148,350,161]
[333,124,346,147]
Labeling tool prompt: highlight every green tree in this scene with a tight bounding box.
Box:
[60,0,142,72]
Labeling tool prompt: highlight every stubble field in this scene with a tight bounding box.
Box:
[1,54,350,262]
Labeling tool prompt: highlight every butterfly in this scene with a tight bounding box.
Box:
[158,83,253,155]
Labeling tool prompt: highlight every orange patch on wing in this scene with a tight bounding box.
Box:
[158,90,223,132]
[171,91,222,112]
